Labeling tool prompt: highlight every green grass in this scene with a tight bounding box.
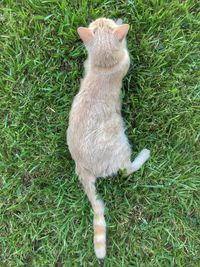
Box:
[0,0,199,266]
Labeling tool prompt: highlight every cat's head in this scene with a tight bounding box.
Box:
[77,18,129,68]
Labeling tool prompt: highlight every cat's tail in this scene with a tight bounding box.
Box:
[79,171,106,259]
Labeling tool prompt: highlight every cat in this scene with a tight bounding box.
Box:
[67,18,150,259]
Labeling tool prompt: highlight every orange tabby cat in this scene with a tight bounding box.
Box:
[67,18,150,259]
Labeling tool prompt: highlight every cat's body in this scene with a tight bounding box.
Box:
[67,18,150,259]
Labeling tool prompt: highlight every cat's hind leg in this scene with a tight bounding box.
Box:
[126,148,150,175]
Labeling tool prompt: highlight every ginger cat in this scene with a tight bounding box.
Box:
[67,18,150,259]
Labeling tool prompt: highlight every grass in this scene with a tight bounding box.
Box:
[0,0,199,266]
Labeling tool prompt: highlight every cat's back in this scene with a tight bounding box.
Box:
[68,74,119,132]
[67,75,123,161]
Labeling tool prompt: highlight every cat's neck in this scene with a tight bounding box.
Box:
[84,49,130,78]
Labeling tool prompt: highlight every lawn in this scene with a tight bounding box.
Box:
[0,0,199,266]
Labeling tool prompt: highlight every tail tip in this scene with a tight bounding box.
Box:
[95,246,106,259]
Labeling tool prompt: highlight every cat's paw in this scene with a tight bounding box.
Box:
[140,148,150,161]
[131,148,150,172]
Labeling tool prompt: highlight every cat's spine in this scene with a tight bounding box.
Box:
[80,173,106,259]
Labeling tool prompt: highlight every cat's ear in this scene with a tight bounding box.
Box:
[77,27,93,43]
[114,24,129,41]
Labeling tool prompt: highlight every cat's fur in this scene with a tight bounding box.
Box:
[67,18,150,259]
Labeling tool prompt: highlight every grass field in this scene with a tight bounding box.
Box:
[0,0,200,266]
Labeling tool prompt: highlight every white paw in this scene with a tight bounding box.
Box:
[131,148,150,172]
[140,148,150,161]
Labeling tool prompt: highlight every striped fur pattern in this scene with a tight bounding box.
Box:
[67,18,150,259]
